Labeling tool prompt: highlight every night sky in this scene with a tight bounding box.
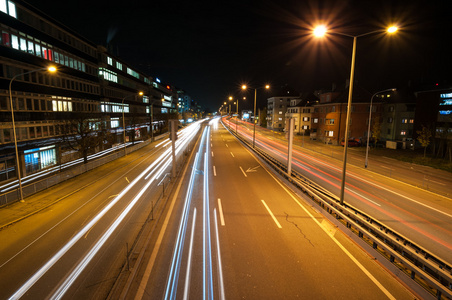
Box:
[24,0,452,111]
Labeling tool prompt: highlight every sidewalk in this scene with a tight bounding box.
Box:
[0,140,160,230]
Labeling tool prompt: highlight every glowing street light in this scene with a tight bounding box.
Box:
[9,66,57,202]
[313,25,327,37]
[242,84,270,148]
[314,25,398,205]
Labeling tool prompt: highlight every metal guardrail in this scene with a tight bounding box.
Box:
[223,119,452,300]
[0,134,169,206]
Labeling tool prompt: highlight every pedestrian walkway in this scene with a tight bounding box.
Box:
[0,139,162,230]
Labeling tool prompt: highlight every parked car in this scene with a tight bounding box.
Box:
[340,139,361,147]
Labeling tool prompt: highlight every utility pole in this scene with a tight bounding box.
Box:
[287,118,294,177]
[169,119,178,178]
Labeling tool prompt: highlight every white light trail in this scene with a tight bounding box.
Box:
[8,122,201,300]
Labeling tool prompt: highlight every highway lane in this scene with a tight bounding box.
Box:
[0,122,201,299]
[130,118,415,299]
[223,118,452,264]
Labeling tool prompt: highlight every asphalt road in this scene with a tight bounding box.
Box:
[127,118,416,299]
[0,122,200,299]
[225,118,452,265]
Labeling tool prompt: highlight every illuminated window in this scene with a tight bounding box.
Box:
[107,56,113,65]
[27,41,34,54]
[401,130,406,136]
[19,38,26,51]
[7,1,15,17]
[11,34,18,49]
[99,68,118,83]
[127,67,140,79]
[409,119,414,123]
[313,118,318,123]
[0,0,16,18]
[116,62,122,70]
[402,119,408,123]
[325,130,334,137]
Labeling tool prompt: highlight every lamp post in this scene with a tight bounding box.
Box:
[314,25,398,205]
[242,84,270,148]
[9,66,57,202]
[365,88,396,168]
[122,91,143,156]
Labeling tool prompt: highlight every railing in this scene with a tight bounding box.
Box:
[223,118,452,300]
[0,134,168,206]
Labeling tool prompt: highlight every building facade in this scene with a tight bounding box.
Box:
[0,0,178,181]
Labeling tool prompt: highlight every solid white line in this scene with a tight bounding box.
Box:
[239,166,247,177]
[214,209,226,300]
[348,188,381,207]
[264,168,396,299]
[261,200,282,228]
[217,199,225,226]
[425,179,446,185]
[213,166,217,177]
[230,152,235,157]
[183,209,197,300]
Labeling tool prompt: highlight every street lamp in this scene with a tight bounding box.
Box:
[9,66,57,202]
[242,84,270,148]
[314,25,398,205]
[122,91,143,156]
[365,88,396,168]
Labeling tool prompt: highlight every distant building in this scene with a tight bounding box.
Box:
[379,87,416,144]
[414,84,452,154]
[284,93,318,135]
[266,85,299,131]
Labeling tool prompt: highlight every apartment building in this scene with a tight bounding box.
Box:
[310,85,373,145]
[0,0,176,181]
[266,86,299,132]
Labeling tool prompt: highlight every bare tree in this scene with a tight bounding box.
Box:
[60,114,109,164]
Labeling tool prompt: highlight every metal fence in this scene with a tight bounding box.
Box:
[0,136,166,206]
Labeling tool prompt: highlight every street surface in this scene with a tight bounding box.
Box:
[0,118,446,299]
[224,118,452,264]
[126,118,415,299]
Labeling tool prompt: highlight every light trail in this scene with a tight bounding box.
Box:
[8,122,201,299]
[225,120,452,252]
[164,124,223,299]
[183,208,197,300]
[164,126,207,299]
[164,150,200,299]
[0,143,132,192]
[203,127,214,300]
